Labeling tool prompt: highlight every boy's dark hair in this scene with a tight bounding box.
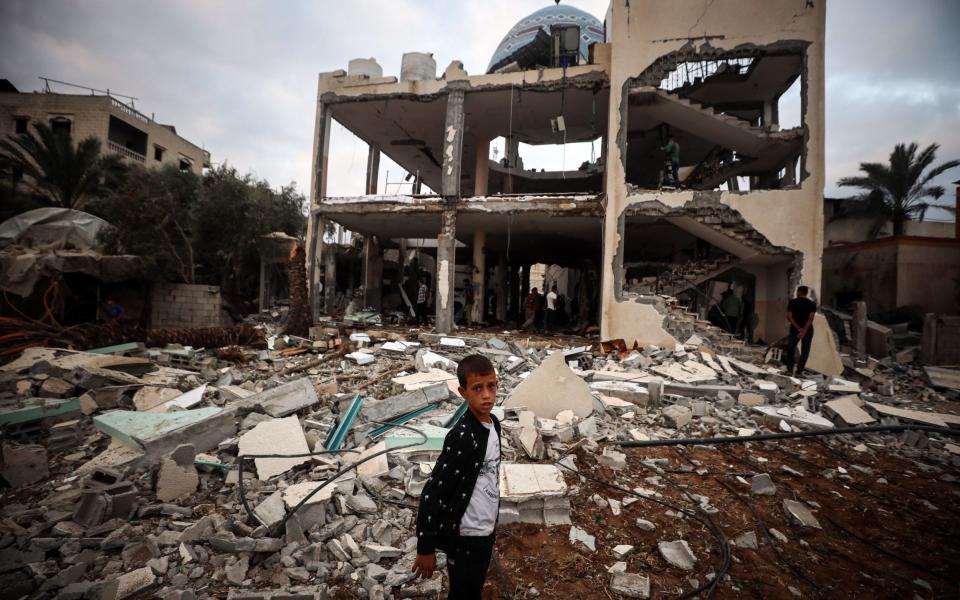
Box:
[797,285,809,296]
[457,354,496,387]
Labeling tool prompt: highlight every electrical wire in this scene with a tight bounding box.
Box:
[237,421,428,537]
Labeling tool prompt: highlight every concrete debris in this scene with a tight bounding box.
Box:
[238,415,311,480]
[504,352,593,418]
[1,297,956,600]
[658,540,697,570]
[609,573,651,598]
[783,499,822,529]
[568,526,596,552]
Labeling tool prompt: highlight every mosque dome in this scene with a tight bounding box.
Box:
[487,3,605,73]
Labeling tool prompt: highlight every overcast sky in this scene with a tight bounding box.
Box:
[2,0,958,218]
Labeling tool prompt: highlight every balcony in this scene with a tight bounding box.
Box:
[108,140,146,163]
[110,97,150,124]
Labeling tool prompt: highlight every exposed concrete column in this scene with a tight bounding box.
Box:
[435,84,466,334]
[442,86,466,198]
[365,146,380,195]
[311,102,332,207]
[323,250,336,315]
[472,231,486,324]
[496,252,507,322]
[307,214,327,319]
[474,138,490,197]
[363,235,383,311]
[435,207,457,334]
[851,301,867,359]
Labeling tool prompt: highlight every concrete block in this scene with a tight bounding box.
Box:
[238,416,311,480]
[782,499,821,529]
[658,540,697,570]
[609,573,650,599]
[661,405,692,429]
[244,378,320,418]
[94,407,237,462]
[504,352,594,419]
[1,442,49,487]
[362,383,448,423]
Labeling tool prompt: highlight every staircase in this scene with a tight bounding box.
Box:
[660,299,764,361]
[657,255,740,297]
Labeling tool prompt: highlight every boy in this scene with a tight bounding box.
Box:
[413,355,501,599]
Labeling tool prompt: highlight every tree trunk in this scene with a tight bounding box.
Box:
[892,218,904,237]
[284,242,311,337]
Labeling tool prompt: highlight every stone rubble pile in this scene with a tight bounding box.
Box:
[1,310,958,599]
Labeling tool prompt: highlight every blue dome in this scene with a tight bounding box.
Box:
[487,4,605,73]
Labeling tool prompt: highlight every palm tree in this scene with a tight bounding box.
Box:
[0,122,122,211]
[838,142,959,236]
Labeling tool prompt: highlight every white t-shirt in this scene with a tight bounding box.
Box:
[459,421,500,536]
[546,291,557,310]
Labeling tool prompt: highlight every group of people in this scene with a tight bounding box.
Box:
[521,284,560,331]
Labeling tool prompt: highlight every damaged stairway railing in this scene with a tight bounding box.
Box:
[237,419,428,538]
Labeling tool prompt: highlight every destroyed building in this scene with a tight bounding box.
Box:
[305,0,825,345]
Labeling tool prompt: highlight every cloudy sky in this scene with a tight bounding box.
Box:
[2,0,958,218]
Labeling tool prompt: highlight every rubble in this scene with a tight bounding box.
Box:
[1,302,958,599]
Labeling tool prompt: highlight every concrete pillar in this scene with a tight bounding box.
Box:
[363,235,383,311]
[851,301,867,358]
[311,102,332,206]
[921,313,938,365]
[472,231,486,324]
[509,263,520,321]
[258,258,269,310]
[307,214,327,319]
[474,138,490,197]
[365,145,380,195]
[496,252,507,322]
[323,250,336,315]
[442,86,466,198]
[435,207,457,334]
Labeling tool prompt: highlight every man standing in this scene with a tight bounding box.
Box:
[522,288,539,330]
[660,134,681,190]
[462,278,475,327]
[720,286,742,334]
[785,286,817,376]
[416,277,429,326]
[545,284,558,331]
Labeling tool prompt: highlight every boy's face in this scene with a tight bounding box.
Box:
[459,371,498,420]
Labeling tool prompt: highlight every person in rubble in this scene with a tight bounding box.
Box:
[416,277,429,326]
[413,354,501,599]
[785,285,817,376]
[522,287,539,329]
[720,286,742,334]
[660,134,681,190]
[545,284,558,331]
[462,277,475,327]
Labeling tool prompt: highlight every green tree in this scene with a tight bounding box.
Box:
[88,164,200,283]
[0,122,122,210]
[838,142,959,237]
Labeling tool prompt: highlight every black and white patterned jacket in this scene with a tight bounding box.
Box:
[415,408,502,555]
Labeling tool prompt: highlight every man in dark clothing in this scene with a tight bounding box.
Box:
[413,355,501,599]
[785,286,817,375]
[416,277,429,326]
[660,134,681,190]
[462,278,475,327]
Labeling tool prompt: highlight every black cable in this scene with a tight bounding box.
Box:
[555,460,731,599]
[614,424,959,448]
[237,421,427,537]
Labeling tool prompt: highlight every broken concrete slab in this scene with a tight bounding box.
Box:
[500,463,567,501]
[243,378,319,418]
[392,369,458,394]
[504,352,593,419]
[156,445,199,502]
[589,381,649,406]
[568,526,596,551]
[362,383,448,423]
[651,360,718,384]
[782,499,822,529]
[658,540,697,570]
[253,490,287,528]
[738,392,765,407]
[823,396,875,426]
[133,387,182,412]
[864,401,954,428]
[806,313,843,377]
[751,405,833,430]
[750,473,777,496]
[355,441,390,478]
[94,407,237,461]
[238,415,311,480]
[662,404,692,429]
[609,573,650,599]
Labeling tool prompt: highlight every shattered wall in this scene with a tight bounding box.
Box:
[150,283,230,329]
[600,0,825,346]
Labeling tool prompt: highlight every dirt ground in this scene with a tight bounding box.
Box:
[482,439,960,599]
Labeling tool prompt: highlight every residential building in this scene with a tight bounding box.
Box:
[0,79,210,174]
